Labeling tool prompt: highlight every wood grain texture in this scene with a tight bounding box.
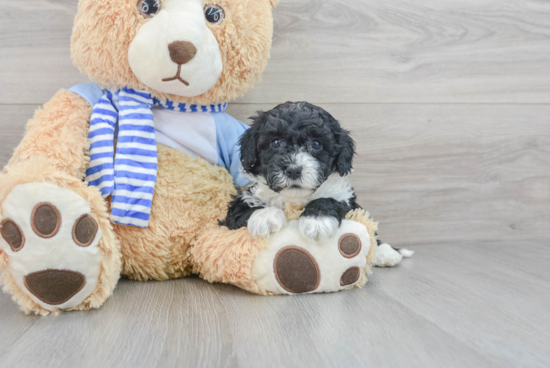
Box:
[1,0,550,104]
[249,0,550,103]
[0,242,549,368]
[0,0,87,105]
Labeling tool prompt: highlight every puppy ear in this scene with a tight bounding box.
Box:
[269,0,280,7]
[240,122,261,174]
[335,129,356,176]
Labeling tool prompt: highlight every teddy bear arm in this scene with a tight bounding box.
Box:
[7,90,92,180]
[0,90,121,315]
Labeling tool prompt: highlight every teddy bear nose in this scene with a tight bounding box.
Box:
[168,41,197,65]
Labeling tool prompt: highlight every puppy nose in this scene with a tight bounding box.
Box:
[285,166,303,180]
[168,41,197,65]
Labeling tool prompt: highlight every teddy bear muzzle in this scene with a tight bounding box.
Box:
[162,40,199,86]
[128,0,223,97]
[168,41,197,65]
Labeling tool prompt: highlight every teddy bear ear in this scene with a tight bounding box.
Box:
[270,0,280,7]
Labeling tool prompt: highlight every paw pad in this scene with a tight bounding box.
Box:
[338,233,362,258]
[31,203,61,238]
[1,220,25,252]
[340,267,361,286]
[73,215,98,247]
[253,220,371,295]
[24,269,86,305]
[0,183,104,310]
[274,246,320,293]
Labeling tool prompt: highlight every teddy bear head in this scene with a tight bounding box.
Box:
[71,0,279,104]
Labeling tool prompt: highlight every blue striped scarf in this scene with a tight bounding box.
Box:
[86,87,227,228]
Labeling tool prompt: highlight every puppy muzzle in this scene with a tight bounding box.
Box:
[265,152,322,193]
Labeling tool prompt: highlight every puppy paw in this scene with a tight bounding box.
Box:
[399,248,415,258]
[374,243,403,267]
[248,207,287,238]
[298,216,339,240]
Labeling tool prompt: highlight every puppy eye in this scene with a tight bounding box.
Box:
[204,4,225,25]
[311,140,322,150]
[272,139,282,149]
[138,0,162,19]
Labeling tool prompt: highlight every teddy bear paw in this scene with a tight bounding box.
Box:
[0,183,103,311]
[251,219,371,294]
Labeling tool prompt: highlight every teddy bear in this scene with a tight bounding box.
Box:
[0,0,400,316]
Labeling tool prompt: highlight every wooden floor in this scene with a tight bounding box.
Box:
[1,0,549,367]
[0,242,549,368]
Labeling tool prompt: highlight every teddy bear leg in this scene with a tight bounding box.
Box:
[191,226,271,295]
[192,210,378,295]
[0,91,121,315]
[0,161,121,315]
[252,218,375,295]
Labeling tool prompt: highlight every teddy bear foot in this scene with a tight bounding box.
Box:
[0,182,108,313]
[251,219,372,294]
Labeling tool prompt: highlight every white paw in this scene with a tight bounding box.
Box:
[399,248,415,258]
[374,243,403,267]
[298,216,339,240]
[252,220,371,294]
[0,183,103,311]
[248,207,287,238]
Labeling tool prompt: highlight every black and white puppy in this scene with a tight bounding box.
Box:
[221,102,361,240]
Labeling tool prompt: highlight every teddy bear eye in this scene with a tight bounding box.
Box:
[272,139,282,149]
[311,140,322,150]
[138,0,162,19]
[204,4,225,25]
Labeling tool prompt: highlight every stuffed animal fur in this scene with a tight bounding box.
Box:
[0,0,385,315]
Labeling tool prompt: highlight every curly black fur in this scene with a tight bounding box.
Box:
[240,101,356,190]
[222,101,358,230]
[219,191,263,230]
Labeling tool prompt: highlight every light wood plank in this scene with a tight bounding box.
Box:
[0,0,88,104]
[1,0,550,104]
[248,0,550,103]
[0,242,549,368]
[378,241,550,367]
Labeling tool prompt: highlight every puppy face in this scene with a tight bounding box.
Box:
[241,102,355,197]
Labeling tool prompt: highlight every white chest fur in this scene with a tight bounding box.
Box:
[243,173,355,209]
